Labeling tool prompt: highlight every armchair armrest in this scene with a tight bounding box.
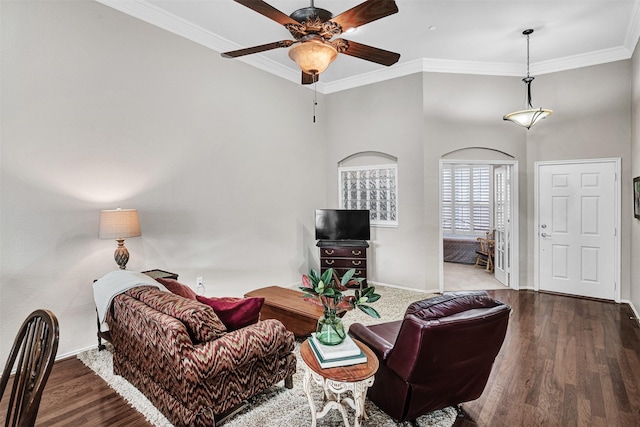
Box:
[186,319,295,378]
[349,323,394,360]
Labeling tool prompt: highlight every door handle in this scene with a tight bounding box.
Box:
[541,233,550,238]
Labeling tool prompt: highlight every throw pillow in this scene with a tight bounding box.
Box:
[156,277,198,300]
[196,295,264,331]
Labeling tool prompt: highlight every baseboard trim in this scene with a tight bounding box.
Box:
[367,280,440,294]
[621,298,640,327]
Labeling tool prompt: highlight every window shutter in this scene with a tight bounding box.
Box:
[442,164,492,235]
[442,168,452,231]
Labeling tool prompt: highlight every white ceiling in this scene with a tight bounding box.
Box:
[98,0,640,93]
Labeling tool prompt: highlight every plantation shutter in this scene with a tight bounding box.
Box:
[454,168,471,232]
[472,166,491,232]
[442,168,452,232]
[441,164,492,235]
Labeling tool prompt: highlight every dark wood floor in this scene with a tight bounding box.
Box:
[455,289,640,427]
[0,356,152,426]
[3,289,640,426]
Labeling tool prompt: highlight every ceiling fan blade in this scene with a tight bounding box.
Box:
[335,39,400,66]
[302,72,318,85]
[234,0,299,26]
[221,40,296,58]
[330,0,398,32]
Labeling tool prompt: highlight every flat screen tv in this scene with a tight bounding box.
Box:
[315,209,370,241]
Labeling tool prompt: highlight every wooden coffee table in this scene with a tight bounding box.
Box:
[300,338,379,427]
[244,286,325,338]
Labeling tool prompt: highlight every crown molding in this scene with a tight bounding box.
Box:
[322,48,633,93]
[531,46,633,76]
[625,0,640,55]
[96,0,321,88]
[322,60,424,94]
[97,0,640,95]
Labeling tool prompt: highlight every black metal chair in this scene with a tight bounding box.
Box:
[1,309,59,427]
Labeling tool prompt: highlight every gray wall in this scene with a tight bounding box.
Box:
[526,62,632,299]
[325,74,427,289]
[1,1,326,363]
[325,63,632,298]
[325,72,527,290]
[422,73,528,288]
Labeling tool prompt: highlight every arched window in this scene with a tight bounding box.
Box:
[338,152,398,227]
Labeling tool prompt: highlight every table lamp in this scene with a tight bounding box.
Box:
[99,208,141,270]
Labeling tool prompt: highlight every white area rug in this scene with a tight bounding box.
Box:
[78,286,458,427]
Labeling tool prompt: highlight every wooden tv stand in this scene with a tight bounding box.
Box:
[317,240,369,288]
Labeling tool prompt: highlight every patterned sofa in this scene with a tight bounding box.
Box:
[105,286,296,427]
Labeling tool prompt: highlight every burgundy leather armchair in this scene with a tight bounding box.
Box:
[349,291,511,422]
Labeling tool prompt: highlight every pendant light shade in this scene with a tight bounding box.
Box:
[504,29,553,129]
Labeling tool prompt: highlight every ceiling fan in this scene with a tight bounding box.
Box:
[221,0,401,84]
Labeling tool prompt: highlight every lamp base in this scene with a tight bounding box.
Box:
[114,239,130,270]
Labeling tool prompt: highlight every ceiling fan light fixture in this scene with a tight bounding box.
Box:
[288,39,338,75]
[504,29,553,129]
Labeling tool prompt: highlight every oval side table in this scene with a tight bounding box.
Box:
[300,338,379,427]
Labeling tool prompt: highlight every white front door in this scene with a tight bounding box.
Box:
[493,166,509,286]
[537,160,618,300]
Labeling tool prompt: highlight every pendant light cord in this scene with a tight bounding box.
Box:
[313,73,318,123]
[526,31,530,79]
[524,29,534,109]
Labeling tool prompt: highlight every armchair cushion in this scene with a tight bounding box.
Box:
[405,290,499,320]
[124,286,227,343]
[186,318,295,377]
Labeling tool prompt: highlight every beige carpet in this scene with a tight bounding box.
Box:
[443,261,507,291]
[78,286,458,426]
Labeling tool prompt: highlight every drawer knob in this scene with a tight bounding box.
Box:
[326,250,334,255]
[352,250,362,256]
[326,260,334,265]
[352,260,361,266]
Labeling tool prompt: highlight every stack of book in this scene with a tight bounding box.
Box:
[308,333,368,369]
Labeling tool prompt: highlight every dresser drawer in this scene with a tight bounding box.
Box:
[318,243,368,288]
[320,247,366,258]
[321,258,366,269]
[330,267,366,280]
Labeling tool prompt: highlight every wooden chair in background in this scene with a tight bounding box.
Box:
[475,231,495,272]
[1,309,59,427]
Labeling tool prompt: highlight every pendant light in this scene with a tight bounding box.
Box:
[503,29,553,129]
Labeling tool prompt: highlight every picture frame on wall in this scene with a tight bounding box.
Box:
[635,177,640,219]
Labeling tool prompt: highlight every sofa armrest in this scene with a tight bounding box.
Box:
[186,319,295,378]
[349,323,394,360]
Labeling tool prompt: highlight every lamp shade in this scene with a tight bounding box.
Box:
[99,209,141,239]
[288,39,338,75]
[503,107,553,129]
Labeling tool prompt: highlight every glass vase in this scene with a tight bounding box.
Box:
[315,313,346,346]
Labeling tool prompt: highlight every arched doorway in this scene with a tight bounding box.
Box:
[439,148,519,293]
